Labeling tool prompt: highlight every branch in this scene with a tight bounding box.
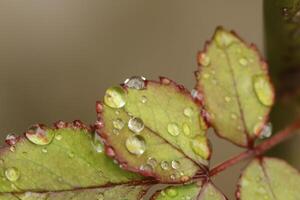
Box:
[209,118,300,177]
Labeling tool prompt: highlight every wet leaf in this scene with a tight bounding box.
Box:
[0,122,148,200]
[99,77,210,183]
[237,157,300,200]
[151,182,227,200]
[196,27,275,147]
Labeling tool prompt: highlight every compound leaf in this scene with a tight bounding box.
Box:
[0,122,148,200]
[98,77,211,183]
[195,27,275,147]
[237,157,300,200]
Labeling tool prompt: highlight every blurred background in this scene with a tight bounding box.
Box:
[0,0,298,199]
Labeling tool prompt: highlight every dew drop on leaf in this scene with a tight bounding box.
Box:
[55,134,62,141]
[167,123,180,136]
[124,76,146,90]
[182,123,191,136]
[41,148,48,153]
[183,107,193,118]
[112,118,125,130]
[215,30,234,48]
[140,164,153,172]
[140,95,148,103]
[147,157,157,168]
[203,73,210,79]
[5,134,18,146]
[259,122,272,139]
[25,125,54,146]
[125,135,146,156]
[239,57,248,66]
[5,167,20,182]
[166,188,178,197]
[160,160,170,170]
[191,136,210,159]
[104,86,126,108]
[224,96,231,102]
[198,53,211,67]
[128,117,144,133]
[92,133,104,153]
[253,75,274,106]
[96,193,104,200]
[171,160,180,169]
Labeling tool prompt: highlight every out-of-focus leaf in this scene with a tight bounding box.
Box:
[237,157,300,200]
[98,77,210,183]
[151,182,227,200]
[0,121,147,200]
[196,27,275,147]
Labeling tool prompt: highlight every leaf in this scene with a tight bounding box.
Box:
[150,182,227,200]
[195,27,275,147]
[0,121,148,200]
[237,157,300,200]
[98,77,211,183]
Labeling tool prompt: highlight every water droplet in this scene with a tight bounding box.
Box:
[5,134,18,146]
[191,89,203,102]
[171,160,180,169]
[259,122,272,139]
[170,174,176,180]
[113,118,125,130]
[165,188,178,197]
[128,117,144,133]
[55,134,62,141]
[147,157,157,168]
[25,125,54,146]
[191,136,210,159]
[215,30,234,48]
[224,96,231,102]
[41,148,48,153]
[115,110,120,115]
[5,167,20,182]
[104,86,126,108]
[92,133,104,153]
[183,107,193,118]
[125,135,146,156]
[140,164,153,172]
[282,7,289,17]
[140,95,148,103]
[203,73,210,79]
[239,58,248,66]
[198,53,211,66]
[253,75,274,106]
[167,123,180,136]
[160,161,169,170]
[231,113,237,120]
[182,123,191,136]
[96,193,104,200]
[124,76,146,90]
[68,152,74,158]
[9,146,15,152]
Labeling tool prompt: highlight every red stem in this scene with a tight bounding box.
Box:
[209,118,300,177]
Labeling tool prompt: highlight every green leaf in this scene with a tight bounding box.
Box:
[195,27,275,147]
[0,122,148,200]
[151,182,227,200]
[98,77,210,183]
[237,157,300,200]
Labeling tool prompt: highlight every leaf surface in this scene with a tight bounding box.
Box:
[237,157,300,200]
[196,27,275,147]
[0,122,147,200]
[151,182,226,200]
[98,77,211,183]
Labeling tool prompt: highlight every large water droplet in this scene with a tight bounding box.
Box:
[215,30,234,48]
[5,167,20,182]
[147,157,157,168]
[125,135,146,156]
[182,123,191,136]
[25,125,54,146]
[92,133,104,153]
[104,86,126,108]
[128,117,144,133]
[113,118,125,130]
[183,107,193,118]
[165,188,178,197]
[167,123,180,136]
[198,53,211,67]
[259,122,272,139]
[124,76,146,90]
[160,161,169,170]
[191,136,210,159]
[253,75,274,106]
[171,160,180,169]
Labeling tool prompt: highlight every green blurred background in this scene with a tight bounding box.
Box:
[0,1,298,199]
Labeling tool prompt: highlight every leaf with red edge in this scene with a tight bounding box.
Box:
[150,181,227,200]
[0,121,149,200]
[237,157,300,200]
[97,77,211,183]
[195,27,275,147]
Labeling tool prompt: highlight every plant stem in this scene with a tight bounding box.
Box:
[209,118,300,177]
